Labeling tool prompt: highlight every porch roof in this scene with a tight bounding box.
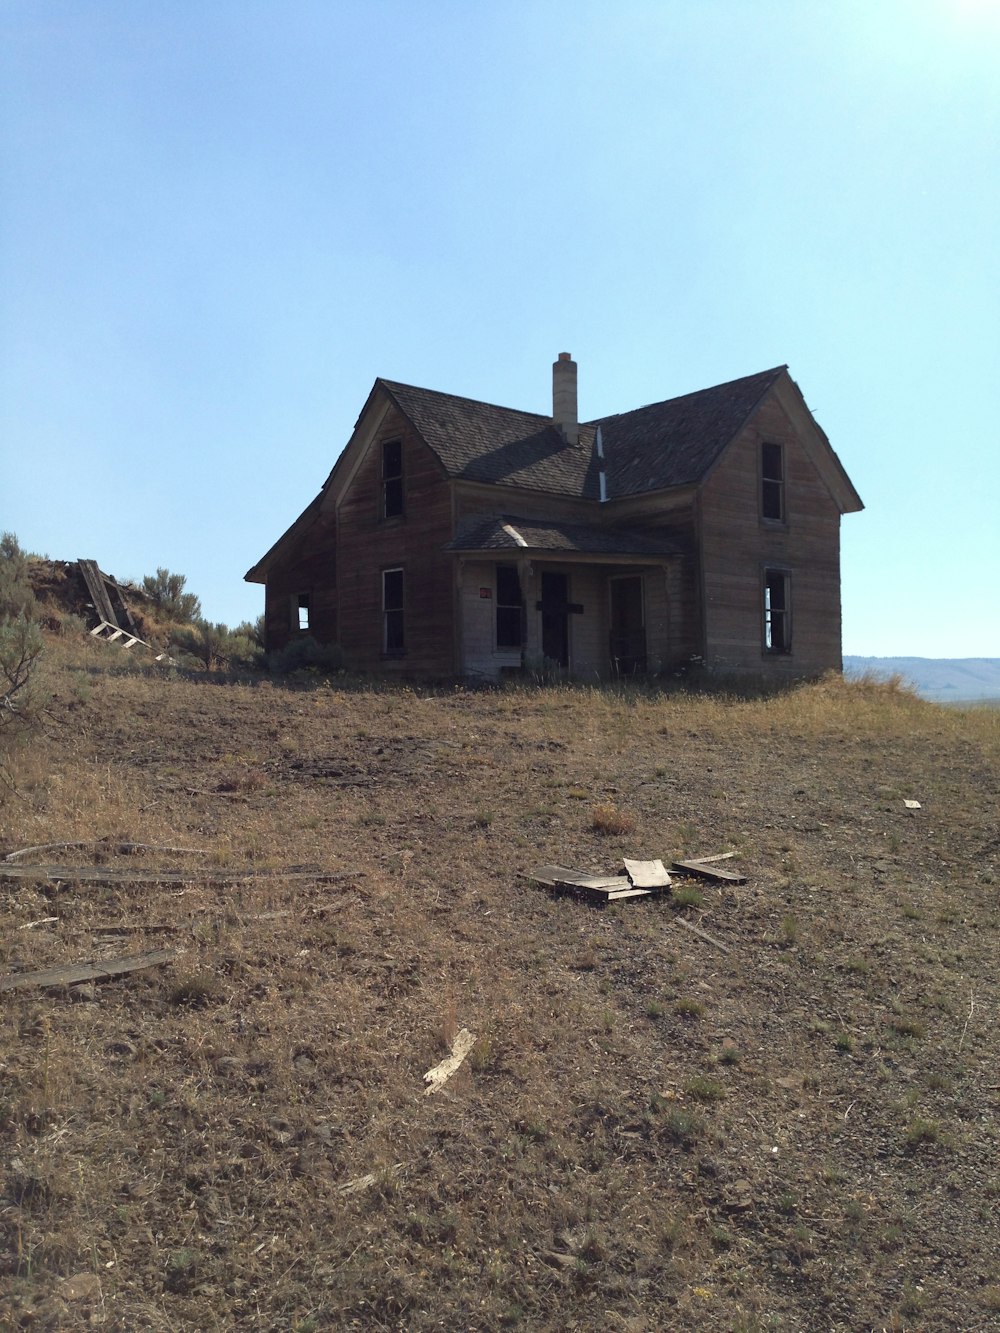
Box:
[445,514,681,558]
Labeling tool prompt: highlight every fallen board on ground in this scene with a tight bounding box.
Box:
[623,858,672,888]
[672,859,747,884]
[0,865,358,887]
[0,947,183,992]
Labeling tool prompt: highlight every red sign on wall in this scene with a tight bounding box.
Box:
[479,588,492,599]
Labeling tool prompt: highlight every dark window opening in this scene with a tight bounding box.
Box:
[495,564,524,649]
[383,568,404,655]
[296,593,310,632]
[382,439,403,519]
[764,570,790,654]
[761,442,784,521]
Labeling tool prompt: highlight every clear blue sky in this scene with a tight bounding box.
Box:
[3,1,998,656]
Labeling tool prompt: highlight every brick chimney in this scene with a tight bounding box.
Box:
[552,352,579,446]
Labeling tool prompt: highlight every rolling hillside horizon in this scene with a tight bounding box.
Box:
[844,656,1000,702]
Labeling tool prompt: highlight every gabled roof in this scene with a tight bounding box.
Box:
[379,380,602,498]
[446,514,681,558]
[379,366,787,500]
[595,366,787,496]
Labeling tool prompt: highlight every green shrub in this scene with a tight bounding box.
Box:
[0,533,45,788]
[268,635,343,676]
[140,567,202,623]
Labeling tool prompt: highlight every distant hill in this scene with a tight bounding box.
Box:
[844,656,1000,702]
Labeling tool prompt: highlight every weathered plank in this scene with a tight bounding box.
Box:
[77,559,120,628]
[672,915,731,954]
[424,1029,476,1095]
[606,887,654,901]
[4,842,210,863]
[623,858,671,888]
[672,859,747,884]
[0,947,183,992]
[0,864,358,887]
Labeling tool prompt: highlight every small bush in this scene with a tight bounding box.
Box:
[659,1107,704,1147]
[0,533,45,789]
[141,568,202,623]
[672,885,703,909]
[268,636,344,676]
[590,803,636,836]
[673,998,705,1019]
[685,1076,726,1103]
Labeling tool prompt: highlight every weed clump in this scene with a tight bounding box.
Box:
[590,803,636,836]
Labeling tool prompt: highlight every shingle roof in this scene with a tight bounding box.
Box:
[380,381,602,498]
[379,366,786,500]
[595,366,787,496]
[445,514,682,557]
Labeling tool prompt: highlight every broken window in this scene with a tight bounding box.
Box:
[761,442,785,521]
[382,439,404,519]
[495,564,523,649]
[296,593,310,632]
[764,569,790,654]
[383,568,404,655]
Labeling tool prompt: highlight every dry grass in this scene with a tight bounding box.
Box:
[0,642,998,1330]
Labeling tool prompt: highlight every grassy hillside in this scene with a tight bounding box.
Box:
[2,638,999,1331]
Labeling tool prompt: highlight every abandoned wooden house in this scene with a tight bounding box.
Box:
[245,355,863,680]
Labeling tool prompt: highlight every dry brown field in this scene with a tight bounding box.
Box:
[2,638,999,1331]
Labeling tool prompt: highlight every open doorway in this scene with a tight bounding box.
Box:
[609,575,646,674]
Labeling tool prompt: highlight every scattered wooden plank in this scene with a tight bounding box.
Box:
[671,915,731,955]
[0,947,183,992]
[672,859,747,884]
[423,1028,476,1096]
[0,865,358,887]
[606,887,654,901]
[623,858,671,888]
[78,559,119,628]
[4,842,210,863]
[684,852,737,864]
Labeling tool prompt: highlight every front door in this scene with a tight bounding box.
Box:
[609,576,646,674]
[540,571,570,668]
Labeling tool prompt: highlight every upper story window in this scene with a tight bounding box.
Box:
[761,442,785,522]
[495,564,524,649]
[382,439,404,519]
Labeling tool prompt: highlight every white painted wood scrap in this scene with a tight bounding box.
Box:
[623,858,671,888]
[423,1028,476,1096]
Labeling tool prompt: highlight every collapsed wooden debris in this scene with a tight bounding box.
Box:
[527,852,744,905]
[0,947,183,993]
[423,1028,476,1095]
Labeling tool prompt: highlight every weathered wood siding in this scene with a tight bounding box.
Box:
[334,406,455,674]
[264,515,338,653]
[699,395,843,677]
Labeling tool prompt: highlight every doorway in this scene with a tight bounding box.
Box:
[540,571,570,668]
[609,575,646,675]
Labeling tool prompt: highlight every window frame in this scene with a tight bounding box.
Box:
[495,563,524,651]
[381,438,404,520]
[294,592,311,633]
[760,441,786,524]
[382,566,405,657]
[763,567,791,655]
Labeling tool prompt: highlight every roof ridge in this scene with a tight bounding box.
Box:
[378,377,552,423]
[586,365,787,427]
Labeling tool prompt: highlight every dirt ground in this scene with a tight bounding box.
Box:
[2,645,999,1330]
